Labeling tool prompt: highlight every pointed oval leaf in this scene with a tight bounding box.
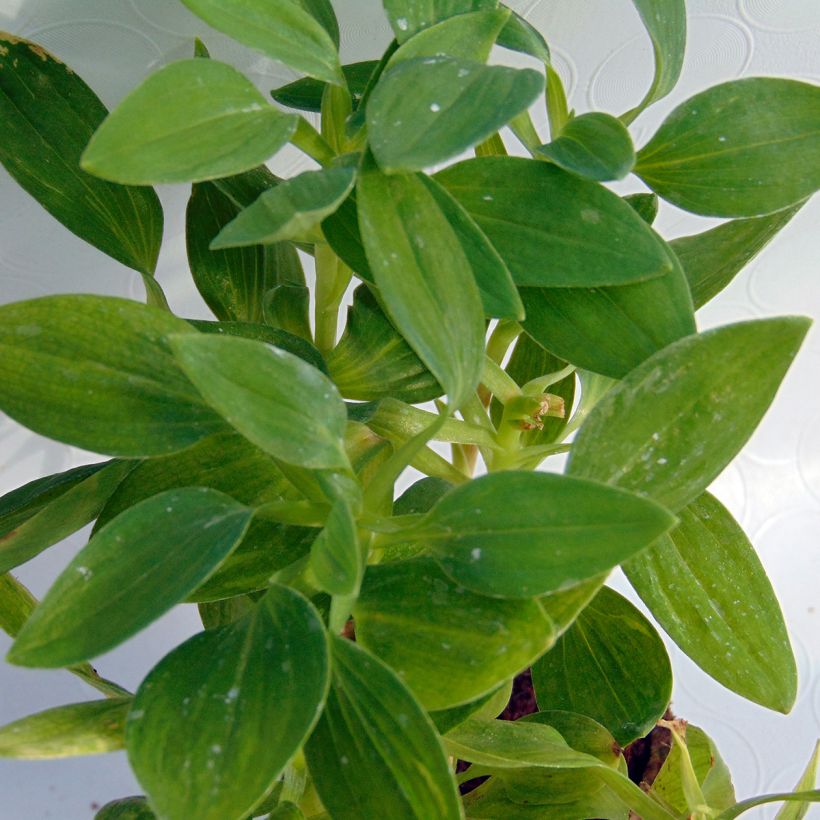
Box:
[212,165,356,248]
[430,680,511,735]
[384,0,498,42]
[8,488,252,668]
[0,698,130,759]
[95,797,155,819]
[536,112,635,181]
[304,636,462,820]
[272,61,378,112]
[0,33,162,274]
[568,317,811,511]
[624,492,797,713]
[82,60,297,184]
[435,157,673,287]
[418,471,676,598]
[357,164,485,408]
[0,296,222,457]
[298,0,340,48]
[368,57,543,173]
[309,498,360,596]
[636,78,820,216]
[126,585,329,820]
[775,742,820,820]
[497,10,551,64]
[354,557,555,710]
[532,586,672,746]
[180,0,342,85]
[170,334,349,469]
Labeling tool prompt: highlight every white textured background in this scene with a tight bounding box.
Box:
[0,1,818,817]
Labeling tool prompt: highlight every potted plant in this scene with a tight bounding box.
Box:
[0,1,818,817]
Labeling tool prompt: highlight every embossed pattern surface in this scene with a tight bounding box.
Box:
[0,1,818,817]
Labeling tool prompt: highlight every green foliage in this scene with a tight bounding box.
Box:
[0,3,818,818]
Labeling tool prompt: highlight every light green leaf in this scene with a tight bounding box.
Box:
[357,163,485,408]
[671,205,802,309]
[416,471,676,598]
[0,698,130,759]
[776,741,820,820]
[717,791,820,820]
[180,0,342,84]
[82,60,297,185]
[310,498,360,596]
[354,557,554,709]
[636,78,820,216]
[8,488,252,668]
[211,165,356,248]
[0,296,222,457]
[532,586,672,746]
[568,317,811,511]
[0,33,162,275]
[126,585,329,820]
[383,0,498,42]
[0,460,133,574]
[436,157,673,287]
[625,492,797,713]
[304,636,462,820]
[95,797,155,819]
[368,57,543,173]
[170,334,349,469]
[536,112,635,181]
[272,61,378,112]
[621,0,686,123]
[497,10,551,64]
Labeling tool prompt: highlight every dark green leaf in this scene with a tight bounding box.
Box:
[436,157,673,287]
[354,557,554,709]
[197,594,257,630]
[621,0,686,122]
[82,60,297,184]
[417,471,675,598]
[383,0,498,42]
[180,0,342,84]
[357,163,485,408]
[0,33,162,275]
[304,636,462,820]
[671,205,802,309]
[263,284,312,340]
[568,317,811,511]
[636,78,820,216]
[368,57,542,173]
[126,585,329,820]
[170,334,349,469]
[624,492,797,713]
[0,295,222,457]
[536,112,635,181]
[321,191,372,279]
[8,488,252,667]
[212,165,356,248]
[0,698,130,759]
[272,61,378,112]
[95,797,155,819]
[393,477,453,516]
[532,587,672,745]
[310,498,360,596]
[497,10,551,63]
[624,192,659,224]
[327,286,443,402]
[297,0,340,48]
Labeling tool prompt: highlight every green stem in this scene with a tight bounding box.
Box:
[546,64,571,137]
[522,364,576,395]
[314,245,350,354]
[481,357,521,404]
[486,320,522,365]
[291,117,336,166]
[509,110,542,154]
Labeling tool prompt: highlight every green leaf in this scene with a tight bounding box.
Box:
[321,191,372,279]
[180,0,342,84]
[532,586,672,746]
[0,459,134,574]
[539,578,603,638]
[436,157,673,287]
[496,10,551,64]
[568,317,811,511]
[383,0,498,42]
[0,295,222,457]
[393,477,453,516]
[636,78,820,216]
[310,498,360,596]
[624,492,797,713]
[327,286,442,403]
[718,791,820,820]
[304,635,462,820]
[82,60,297,185]
[268,803,305,820]
[95,797,155,819]
[272,61,378,112]
[671,205,802,309]
[126,585,329,820]
[0,572,36,638]
[264,284,312,340]
[0,698,130,759]
[197,594,257,630]
[621,0,686,123]
[211,165,356,248]
[430,679,511,734]
[354,557,554,709]
[297,0,340,48]
[416,471,676,598]
[624,192,659,224]
[776,741,820,820]
[0,33,162,275]
[8,488,252,668]
[536,112,635,181]
[367,57,543,173]
[170,334,349,469]
[357,163,485,408]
